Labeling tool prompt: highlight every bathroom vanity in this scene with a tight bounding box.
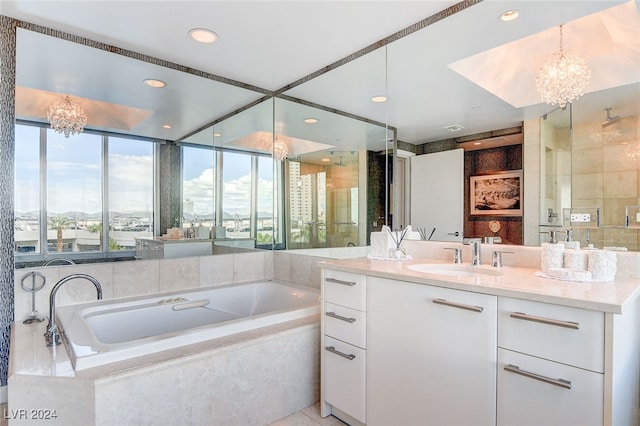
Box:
[320,256,640,426]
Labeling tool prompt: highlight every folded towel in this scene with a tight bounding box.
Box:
[370,232,389,258]
[381,225,396,250]
[563,250,588,271]
[588,250,617,282]
[545,267,593,282]
[541,243,564,273]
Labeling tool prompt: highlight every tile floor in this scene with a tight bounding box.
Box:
[0,401,340,426]
[269,403,347,426]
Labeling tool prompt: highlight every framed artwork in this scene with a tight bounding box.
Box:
[470,170,522,216]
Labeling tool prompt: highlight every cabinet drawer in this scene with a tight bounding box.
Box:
[324,302,366,348]
[323,270,366,310]
[498,297,604,372]
[324,336,366,423]
[497,348,603,426]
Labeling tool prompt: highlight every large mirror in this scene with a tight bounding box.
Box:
[10,0,640,260]
[12,25,391,262]
[541,82,640,251]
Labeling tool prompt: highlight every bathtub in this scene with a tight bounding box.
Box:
[56,280,320,371]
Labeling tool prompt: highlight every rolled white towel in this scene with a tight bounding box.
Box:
[541,243,564,273]
[370,232,388,258]
[561,241,580,250]
[546,267,593,282]
[588,250,617,282]
[563,250,588,271]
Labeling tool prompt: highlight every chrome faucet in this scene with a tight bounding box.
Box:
[463,238,482,266]
[45,274,103,347]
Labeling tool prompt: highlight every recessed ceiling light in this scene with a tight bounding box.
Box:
[143,79,166,88]
[189,28,219,44]
[444,124,464,132]
[163,124,172,129]
[371,95,387,103]
[321,158,331,162]
[473,142,482,146]
[304,118,319,124]
[500,10,519,21]
[213,132,222,137]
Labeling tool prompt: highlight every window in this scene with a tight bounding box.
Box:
[181,146,277,246]
[222,152,252,238]
[14,125,41,254]
[257,155,274,246]
[14,124,156,259]
[182,146,215,230]
[46,130,102,253]
[108,137,154,250]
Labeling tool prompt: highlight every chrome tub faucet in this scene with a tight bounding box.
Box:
[45,273,103,347]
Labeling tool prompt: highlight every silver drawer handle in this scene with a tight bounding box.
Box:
[326,277,356,286]
[325,346,356,360]
[433,298,484,313]
[504,364,572,390]
[510,312,580,330]
[325,311,356,323]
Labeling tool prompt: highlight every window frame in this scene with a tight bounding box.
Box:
[14,121,158,265]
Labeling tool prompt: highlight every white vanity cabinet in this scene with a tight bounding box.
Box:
[321,269,367,425]
[496,297,638,426]
[321,265,640,426]
[366,276,497,426]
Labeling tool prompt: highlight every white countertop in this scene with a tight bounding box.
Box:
[321,257,640,314]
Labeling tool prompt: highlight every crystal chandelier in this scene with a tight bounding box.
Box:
[271,138,288,161]
[535,25,591,108]
[46,95,88,138]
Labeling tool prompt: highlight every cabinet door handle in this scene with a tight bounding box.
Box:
[510,312,580,330]
[325,277,356,286]
[504,364,572,390]
[325,311,356,323]
[325,346,356,360]
[432,298,483,313]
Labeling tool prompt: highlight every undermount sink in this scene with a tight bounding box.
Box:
[407,263,503,277]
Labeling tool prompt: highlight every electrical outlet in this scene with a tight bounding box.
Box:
[570,213,591,223]
[636,212,640,223]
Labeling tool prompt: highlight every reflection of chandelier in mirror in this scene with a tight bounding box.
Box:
[535,25,591,108]
[271,138,288,161]
[46,95,87,138]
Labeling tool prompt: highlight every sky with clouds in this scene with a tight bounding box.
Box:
[15,126,274,219]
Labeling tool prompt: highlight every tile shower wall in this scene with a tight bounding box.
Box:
[571,115,640,250]
[13,251,273,322]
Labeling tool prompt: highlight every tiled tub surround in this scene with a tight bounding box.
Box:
[9,251,325,425]
[10,317,319,426]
